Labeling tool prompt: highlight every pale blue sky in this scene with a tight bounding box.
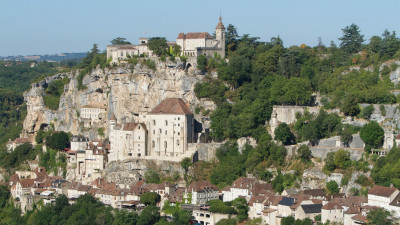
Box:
[1,0,399,56]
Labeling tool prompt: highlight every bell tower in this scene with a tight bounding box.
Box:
[215,16,225,58]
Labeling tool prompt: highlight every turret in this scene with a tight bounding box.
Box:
[110,113,117,130]
[215,16,225,58]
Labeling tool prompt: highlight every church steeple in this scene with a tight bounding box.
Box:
[215,16,225,58]
[216,15,225,30]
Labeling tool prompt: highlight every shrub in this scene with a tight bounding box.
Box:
[360,121,384,149]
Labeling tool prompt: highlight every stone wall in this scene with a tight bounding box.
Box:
[189,143,223,162]
[272,105,320,125]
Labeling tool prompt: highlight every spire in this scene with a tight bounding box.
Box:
[216,15,225,30]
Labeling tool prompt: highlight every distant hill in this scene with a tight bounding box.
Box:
[0,53,86,62]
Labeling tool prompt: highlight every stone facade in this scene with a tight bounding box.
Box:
[80,103,107,121]
[108,98,196,162]
[109,120,147,161]
[176,16,225,58]
[106,38,153,64]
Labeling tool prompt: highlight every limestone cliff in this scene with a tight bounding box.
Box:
[22,61,209,141]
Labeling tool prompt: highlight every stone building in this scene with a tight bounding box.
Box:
[108,117,147,162]
[107,98,196,162]
[145,98,194,159]
[176,16,225,58]
[6,138,31,152]
[106,38,153,64]
[80,103,107,121]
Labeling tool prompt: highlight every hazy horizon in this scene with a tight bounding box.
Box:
[1,0,399,57]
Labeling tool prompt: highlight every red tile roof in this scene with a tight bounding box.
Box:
[352,214,368,223]
[248,195,266,206]
[188,180,218,192]
[368,185,398,197]
[19,179,35,188]
[322,201,343,210]
[177,32,214,40]
[149,98,192,115]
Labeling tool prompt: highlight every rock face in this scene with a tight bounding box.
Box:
[22,62,205,141]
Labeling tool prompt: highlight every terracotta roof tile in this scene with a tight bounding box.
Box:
[123,122,139,131]
[177,32,213,40]
[303,189,325,197]
[248,195,265,206]
[188,180,218,192]
[322,201,343,210]
[352,214,368,223]
[19,179,35,188]
[149,98,192,115]
[368,185,398,197]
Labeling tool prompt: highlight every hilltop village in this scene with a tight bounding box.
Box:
[3,17,400,225]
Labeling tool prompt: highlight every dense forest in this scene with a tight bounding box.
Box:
[0,61,59,148]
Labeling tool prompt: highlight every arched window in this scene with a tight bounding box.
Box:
[165,120,168,126]
[176,140,180,146]
[152,141,155,148]
[164,141,167,148]
[153,120,156,125]
[165,130,167,135]
[159,129,162,133]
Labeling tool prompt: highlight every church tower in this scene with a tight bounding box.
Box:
[215,16,226,58]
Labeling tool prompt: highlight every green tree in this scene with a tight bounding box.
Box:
[225,24,239,53]
[233,197,249,222]
[297,145,312,161]
[172,44,181,56]
[340,126,353,147]
[281,216,295,225]
[216,218,237,225]
[326,180,339,194]
[138,205,161,225]
[144,169,161,184]
[148,37,169,56]
[46,131,70,150]
[360,121,384,149]
[367,208,394,225]
[197,54,208,72]
[341,97,360,117]
[140,192,161,206]
[172,210,192,225]
[274,123,295,145]
[110,37,131,45]
[334,149,351,169]
[361,104,374,119]
[339,24,365,55]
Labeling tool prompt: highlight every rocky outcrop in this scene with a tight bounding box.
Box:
[22,62,206,141]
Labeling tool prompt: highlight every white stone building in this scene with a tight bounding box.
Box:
[108,118,147,162]
[176,16,225,58]
[80,103,107,121]
[72,140,109,179]
[145,98,194,159]
[106,38,153,64]
[6,138,31,152]
[186,180,219,205]
[222,177,273,202]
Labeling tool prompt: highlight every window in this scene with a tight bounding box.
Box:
[178,117,180,120]
[178,132,180,135]
[164,141,167,148]
[153,120,156,125]
[159,129,162,133]
[177,140,180,146]
[138,136,140,139]
[165,120,168,126]
[152,141,155,148]
[153,130,155,134]
[165,130,167,135]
